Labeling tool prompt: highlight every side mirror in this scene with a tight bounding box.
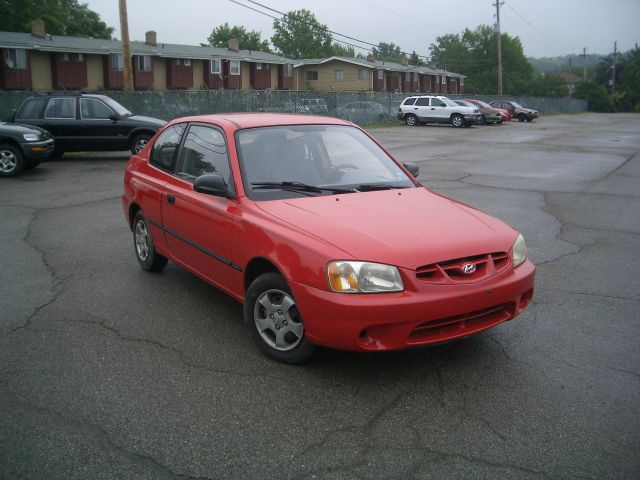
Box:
[8,108,17,122]
[109,113,118,122]
[194,174,229,197]
[403,162,419,178]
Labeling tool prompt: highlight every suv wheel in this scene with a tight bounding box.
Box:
[451,114,465,128]
[0,144,25,177]
[405,114,418,127]
[131,134,152,155]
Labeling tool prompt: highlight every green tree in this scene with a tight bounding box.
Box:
[618,45,640,111]
[207,23,270,52]
[408,51,424,66]
[0,0,113,39]
[372,42,406,62]
[527,73,569,98]
[573,81,615,112]
[271,9,333,59]
[331,43,355,58]
[429,25,533,95]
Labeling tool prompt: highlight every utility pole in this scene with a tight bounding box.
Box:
[611,41,617,96]
[494,0,504,96]
[582,47,587,81]
[118,0,134,92]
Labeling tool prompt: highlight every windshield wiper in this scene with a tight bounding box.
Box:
[354,184,411,192]
[251,181,355,195]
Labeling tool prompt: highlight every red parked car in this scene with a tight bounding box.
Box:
[123,114,535,363]
[465,99,512,122]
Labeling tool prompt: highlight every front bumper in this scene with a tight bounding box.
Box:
[463,113,483,125]
[20,138,54,159]
[484,113,502,124]
[290,260,535,351]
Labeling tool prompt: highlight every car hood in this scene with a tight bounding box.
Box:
[255,187,517,269]
[126,115,167,127]
[0,121,49,136]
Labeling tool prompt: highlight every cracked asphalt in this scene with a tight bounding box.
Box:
[1,113,639,479]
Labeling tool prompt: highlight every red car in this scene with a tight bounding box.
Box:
[123,114,535,363]
[465,99,512,122]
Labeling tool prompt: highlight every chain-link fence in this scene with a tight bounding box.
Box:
[1,90,587,125]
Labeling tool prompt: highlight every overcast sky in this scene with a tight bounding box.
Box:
[85,0,639,59]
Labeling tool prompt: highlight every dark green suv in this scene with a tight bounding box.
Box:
[11,93,166,156]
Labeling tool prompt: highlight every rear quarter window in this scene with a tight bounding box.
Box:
[149,123,187,172]
[16,98,47,119]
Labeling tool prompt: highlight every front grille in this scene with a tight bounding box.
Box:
[416,252,509,283]
[409,303,512,342]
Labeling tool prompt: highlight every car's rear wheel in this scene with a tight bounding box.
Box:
[0,144,24,177]
[133,211,168,272]
[244,272,316,364]
[131,134,152,155]
[405,114,418,127]
[518,113,526,122]
[451,114,465,128]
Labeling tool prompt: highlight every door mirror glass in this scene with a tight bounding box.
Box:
[194,173,229,197]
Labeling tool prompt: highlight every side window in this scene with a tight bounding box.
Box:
[431,98,446,107]
[16,97,47,119]
[403,97,417,106]
[178,125,231,183]
[80,98,114,119]
[44,98,76,119]
[150,123,186,171]
[415,98,430,106]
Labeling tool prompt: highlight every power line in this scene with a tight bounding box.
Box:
[352,0,457,33]
[504,3,574,54]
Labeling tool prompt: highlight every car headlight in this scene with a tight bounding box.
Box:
[23,133,39,141]
[512,233,528,268]
[327,261,404,293]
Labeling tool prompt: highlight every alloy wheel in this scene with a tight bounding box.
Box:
[253,289,304,351]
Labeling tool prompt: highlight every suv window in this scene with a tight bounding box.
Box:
[80,98,114,120]
[16,97,48,119]
[150,123,186,171]
[403,97,417,106]
[415,98,430,106]
[431,98,446,107]
[178,125,231,183]
[44,98,76,119]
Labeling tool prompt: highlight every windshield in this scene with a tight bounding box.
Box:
[237,125,415,200]
[473,99,491,108]
[101,97,132,117]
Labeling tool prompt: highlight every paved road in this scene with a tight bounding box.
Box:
[1,114,639,479]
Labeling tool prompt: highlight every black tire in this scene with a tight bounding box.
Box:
[525,117,533,122]
[244,272,317,364]
[0,143,25,177]
[131,134,152,155]
[132,211,168,272]
[451,113,465,128]
[405,114,418,127]
[481,114,488,125]
[518,113,526,122]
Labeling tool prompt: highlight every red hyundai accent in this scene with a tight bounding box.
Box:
[123,113,535,363]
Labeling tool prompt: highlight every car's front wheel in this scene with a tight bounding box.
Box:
[0,144,25,177]
[518,113,526,122]
[131,134,152,155]
[405,114,418,126]
[133,211,168,272]
[451,114,465,128]
[244,272,316,364]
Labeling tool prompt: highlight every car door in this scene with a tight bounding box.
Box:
[41,97,81,148]
[79,97,130,150]
[160,123,242,293]
[413,97,431,121]
[429,97,449,122]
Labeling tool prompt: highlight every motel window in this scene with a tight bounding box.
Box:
[137,55,151,72]
[285,64,292,77]
[62,53,70,62]
[414,73,418,82]
[76,53,84,61]
[377,70,384,80]
[230,60,240,75]
[112,53,123,71]
[256,63,263,70]
[7,49,26,69]
[358,69,368,80]
[441,75,446,84]
[306,71,318,81]
[175,58,192,66]
[211,59,221,74]
[335,69,344,81]
[461,77,464,86]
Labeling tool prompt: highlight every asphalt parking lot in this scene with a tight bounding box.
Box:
[1,113,639,479]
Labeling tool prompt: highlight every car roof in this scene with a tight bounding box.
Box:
[168,113,352,130]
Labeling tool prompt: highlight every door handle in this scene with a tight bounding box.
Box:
[414,107,418,110]
[167,194,175,205]
[431,108,435,110]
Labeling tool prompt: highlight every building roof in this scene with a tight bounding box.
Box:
[0,30,291,64]
[293,56,465,78]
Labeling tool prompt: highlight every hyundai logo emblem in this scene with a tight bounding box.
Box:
[461,263,476,275]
